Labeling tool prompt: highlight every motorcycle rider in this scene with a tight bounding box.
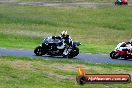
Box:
[52,31,73,56]
[119,39,132,54]
[61,31,73,56]
[116,0,122,4]
[126,39,132,54]
[116,0,128,5]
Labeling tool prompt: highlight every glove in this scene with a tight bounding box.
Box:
[52,36,56,40]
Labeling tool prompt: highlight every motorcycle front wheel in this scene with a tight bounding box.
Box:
[68,47,79,58]
[110,51,120,59]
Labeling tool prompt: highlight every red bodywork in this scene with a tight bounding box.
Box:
[122,0,128,4]
[116,49,132,57]
[117,50,127,55]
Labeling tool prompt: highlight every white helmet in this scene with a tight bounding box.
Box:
[61,31,67,37]
[130,39,132,43]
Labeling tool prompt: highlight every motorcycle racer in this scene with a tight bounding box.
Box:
[110,39,132,59]
[126,39,132,54]
[34,32,80,58]
[115,0,128,5]
[52,31,74,56]
[61,31,74,56]
[117,0,122,3]
[119,39,132,54]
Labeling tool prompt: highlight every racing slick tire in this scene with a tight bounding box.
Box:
[34,46,44,56]
[110,51,120,59]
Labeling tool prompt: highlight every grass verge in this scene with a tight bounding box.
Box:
[0,56,132,88]
[1,0,117,3]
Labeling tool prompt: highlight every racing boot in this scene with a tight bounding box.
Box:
[63,49,69,58]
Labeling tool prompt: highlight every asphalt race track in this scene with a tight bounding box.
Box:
[0,48,132,64]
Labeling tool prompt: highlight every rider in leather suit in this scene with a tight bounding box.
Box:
[52,31,73,56]
[119,39,132,54]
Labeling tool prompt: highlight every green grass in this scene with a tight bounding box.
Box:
[2,0,116,3]
[0,56,131,88]
[4,0,132,3]
[0,5,132,53]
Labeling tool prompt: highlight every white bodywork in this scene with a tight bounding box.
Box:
[114,42,132,51]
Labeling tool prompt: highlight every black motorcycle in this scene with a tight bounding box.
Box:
[34,36,81,58]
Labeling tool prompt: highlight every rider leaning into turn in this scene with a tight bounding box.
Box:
[119,39,132,54]
[116,0,128,4]
[52,31,73,56]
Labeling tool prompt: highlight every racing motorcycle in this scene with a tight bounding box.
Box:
[115,1,128,5]
[110,42,132,59]
[34,36,81,58]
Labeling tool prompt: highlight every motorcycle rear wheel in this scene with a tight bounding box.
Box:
[34,46,44,56]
